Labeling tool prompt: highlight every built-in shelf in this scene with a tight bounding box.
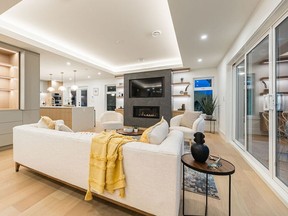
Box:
[172,94,190,97]
[117,96,124,98]
[0,75,13,79]
[171,82,190,85]
[0,62,13,68]
[0,47,19,109]
[0,88,12,92]
[116,85,124,88]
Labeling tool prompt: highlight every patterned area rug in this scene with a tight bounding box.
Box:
[184,142,220,199]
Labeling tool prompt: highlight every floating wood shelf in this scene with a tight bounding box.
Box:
[116,85,124,88]
[260,91,288,96]
[260,76,288,81]
[172,94,190,97]
[171,82,190,85]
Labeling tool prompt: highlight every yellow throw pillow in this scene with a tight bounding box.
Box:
[139,117,164,143]
[38,116,55,129]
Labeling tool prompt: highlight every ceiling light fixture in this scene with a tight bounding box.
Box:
[201,34,208,40]
[152,30,162,37]
[197,58,203,62]
[98,72,101,75]
[71,70,78,91]
[66,62,71,66]
[88,75,91,79]
[47,74,55,92]
[58,72,66,91]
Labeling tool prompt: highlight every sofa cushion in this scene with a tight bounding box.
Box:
[38,116,55,129]
[55,123,73,132]
[180,111,201,128]
[139,117,168,145]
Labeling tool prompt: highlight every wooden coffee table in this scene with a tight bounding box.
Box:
[117,129,144,136]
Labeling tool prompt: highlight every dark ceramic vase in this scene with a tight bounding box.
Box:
[191,132,210,163]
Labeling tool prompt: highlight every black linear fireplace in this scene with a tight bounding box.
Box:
[133,106,160,119]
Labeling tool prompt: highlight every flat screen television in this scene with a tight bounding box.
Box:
[130,77,164,98]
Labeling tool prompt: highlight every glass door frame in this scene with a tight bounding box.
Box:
[232,58,247,150]
[271,12,288,192]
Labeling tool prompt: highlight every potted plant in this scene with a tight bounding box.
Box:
[201,96,217,119]
[133,125,139,133]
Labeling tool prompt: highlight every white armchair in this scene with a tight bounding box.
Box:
[99,111,124,131]
[169,113,205,145]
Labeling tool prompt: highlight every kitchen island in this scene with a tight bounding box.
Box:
[40,106,94,132]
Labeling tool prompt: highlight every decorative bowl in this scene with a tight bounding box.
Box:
[123,127,133,133]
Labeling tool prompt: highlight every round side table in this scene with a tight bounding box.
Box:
[181,153,235,216]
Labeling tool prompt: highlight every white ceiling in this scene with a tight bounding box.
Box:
[0,0,261,81]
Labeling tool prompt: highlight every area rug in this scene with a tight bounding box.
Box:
[183,142,220,199]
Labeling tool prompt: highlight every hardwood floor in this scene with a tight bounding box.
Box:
[0,132,288,215]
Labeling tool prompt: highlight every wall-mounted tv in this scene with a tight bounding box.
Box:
[129,77,164,98]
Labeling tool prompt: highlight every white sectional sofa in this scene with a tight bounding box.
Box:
[13,124,184,216]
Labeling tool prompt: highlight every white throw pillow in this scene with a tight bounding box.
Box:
[55,124,73,132]
[148,118,169,145]
[180,111,201,128]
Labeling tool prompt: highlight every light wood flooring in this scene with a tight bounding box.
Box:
[0,132,288,215]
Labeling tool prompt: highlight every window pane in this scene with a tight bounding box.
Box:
[194,90,213,112]
[194,79,212,88]
[246,36,269,169]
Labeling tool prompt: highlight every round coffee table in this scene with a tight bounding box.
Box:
[117,129,144,137]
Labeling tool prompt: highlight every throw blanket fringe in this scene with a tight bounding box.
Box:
[85,131,134,201]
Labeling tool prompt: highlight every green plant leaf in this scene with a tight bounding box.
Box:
[200,96,217,115]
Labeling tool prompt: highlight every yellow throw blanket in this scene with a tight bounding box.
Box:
[85,131,135,201]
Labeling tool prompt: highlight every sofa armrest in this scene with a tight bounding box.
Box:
[118,130,183,216]
[192,116,205,133]
[170,114,183,127]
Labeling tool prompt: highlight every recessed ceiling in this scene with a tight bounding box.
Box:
[0,0,261,80]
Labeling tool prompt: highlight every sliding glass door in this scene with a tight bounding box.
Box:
[275,17,288,186]
[233,13,288,195]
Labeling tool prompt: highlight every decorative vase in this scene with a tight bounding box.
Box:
[133,128,138,133]
[191,132,209,163]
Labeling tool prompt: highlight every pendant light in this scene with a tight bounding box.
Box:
[47,74,55,92]
[58,72,66,91]
[71,70,78,91]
